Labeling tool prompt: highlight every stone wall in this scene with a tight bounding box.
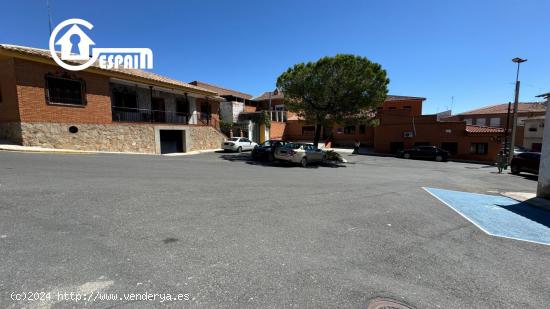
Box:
[0,122,22,143]
[14,122,226,154]
[19,122,156,153]
[187,126,226,151]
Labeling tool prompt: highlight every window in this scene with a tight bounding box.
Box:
[0,82,3,103]
[475,118,486,126]
[176,98,189,115]
[112,90,138,109]
[344,125,356,134]
[45,75,85,106]
[464,118,473,125]
[302,126,315,135]
[403,106,411,109]
[517,117,527,126]
[529,127,537,132]
[489,117,500,127]
[359,124,366,134]
[470,143,488,155]
[388,107,396,110]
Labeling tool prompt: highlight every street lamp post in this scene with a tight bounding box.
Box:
[508,57,527,163]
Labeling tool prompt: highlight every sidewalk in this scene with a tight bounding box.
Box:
[0,142,222,156]
[501,191,550,212]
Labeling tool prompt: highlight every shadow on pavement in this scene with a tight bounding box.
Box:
[496,201,550,228]
[218,153,346,169]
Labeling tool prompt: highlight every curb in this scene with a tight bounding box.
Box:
[501,192,550,212]
[0,145,222,156]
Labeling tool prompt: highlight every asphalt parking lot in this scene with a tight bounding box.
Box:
[0,150,549,308]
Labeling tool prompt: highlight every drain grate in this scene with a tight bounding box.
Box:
[367,298,414,309]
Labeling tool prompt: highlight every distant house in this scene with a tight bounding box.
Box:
[443,102,546,149]
[523,116,545,151]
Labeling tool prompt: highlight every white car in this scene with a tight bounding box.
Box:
[223,137,257,152]
[274,143,326,167]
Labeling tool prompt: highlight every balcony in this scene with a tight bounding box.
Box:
[112,106,219,128]
[112,106,190,124]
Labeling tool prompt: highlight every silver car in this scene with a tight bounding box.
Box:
[222,137,257,152]
[274,143,325,167]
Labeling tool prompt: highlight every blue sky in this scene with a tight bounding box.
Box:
[0,0,548,114]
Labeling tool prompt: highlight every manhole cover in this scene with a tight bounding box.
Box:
[367,298,414,309]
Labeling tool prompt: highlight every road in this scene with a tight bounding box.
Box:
[0,151,548,308]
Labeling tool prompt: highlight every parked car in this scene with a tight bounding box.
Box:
[397,146,449,162]
[222,137,257,152]
[514,145,530,155]
[511,152,540,175]
[274,143,325,167]
[251,140,288,161]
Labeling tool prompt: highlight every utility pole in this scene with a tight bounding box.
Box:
[504,101,511,155]
[508,57,527,163]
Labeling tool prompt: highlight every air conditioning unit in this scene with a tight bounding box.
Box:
[403,131,414,138]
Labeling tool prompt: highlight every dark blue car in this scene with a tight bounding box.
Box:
[251,140,288,161]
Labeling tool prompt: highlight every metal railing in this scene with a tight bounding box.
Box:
[112,106,221,130]
[112,106,190,124]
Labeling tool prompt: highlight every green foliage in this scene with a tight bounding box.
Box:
[324,150,343,162]
[220,120,236,129]
[276,54,389,145]
[260,110,271,128]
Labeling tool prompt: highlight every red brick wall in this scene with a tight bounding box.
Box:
[379,99,423,116]
[269,121,286,139]
[244,105,257,112]
[374,113,502,162]
[14,59,113,124]
[0,58,20,122]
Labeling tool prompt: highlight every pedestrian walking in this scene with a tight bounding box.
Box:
[324,135,333,149]
[496,150,507,173]
[353,139,360,154]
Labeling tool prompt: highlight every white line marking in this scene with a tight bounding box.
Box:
[422,187,550,246]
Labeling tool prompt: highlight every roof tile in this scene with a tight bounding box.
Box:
[460,102,546,115]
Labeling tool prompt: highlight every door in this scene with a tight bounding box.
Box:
[532,143,542,152]
[305,145,323,161]
[152,98,165,123]
[200,102,211,124]
[159,130,183,154]
[241,138,253,150]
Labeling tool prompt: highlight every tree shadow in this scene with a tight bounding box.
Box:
[218,153,346,169]
[496,201,550,228]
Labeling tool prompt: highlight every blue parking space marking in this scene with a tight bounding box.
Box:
[423,187,550,246]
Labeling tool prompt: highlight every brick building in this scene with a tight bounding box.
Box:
[251,90,504,162]
[0,44,227,154]
[374,109,504,162]
[442,102,546,148]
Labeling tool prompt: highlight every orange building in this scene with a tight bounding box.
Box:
[252,91,504,162]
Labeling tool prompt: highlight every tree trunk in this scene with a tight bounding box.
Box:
[313,124,322,148]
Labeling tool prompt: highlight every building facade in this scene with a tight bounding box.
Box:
[0,44,227,154]
[443,102,546,148]
[522,116,545,152]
